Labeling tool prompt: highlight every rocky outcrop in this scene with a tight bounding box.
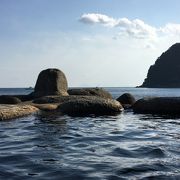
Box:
[133,97,180,114]
[116,93,136,109]
[32,68,68,97]
[0,105,39,120]
[0,95,21,104]
[0,68,126,119]
[68,88,112,99]
[140,43,180,88]
[58,96,123,116]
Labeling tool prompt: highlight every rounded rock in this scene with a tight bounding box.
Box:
[33,68,68,97]
[0,95,21,104]
[116,93,136,109]
[58,96,123,116]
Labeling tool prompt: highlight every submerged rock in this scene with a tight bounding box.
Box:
[116,93,136,109]
[140,43,180,88]
[0,105,39,120]
[32,68,68,97]
[68,88,112,99]
[0,95,21,104]
[133,97,180,114]
[58,96,123,116]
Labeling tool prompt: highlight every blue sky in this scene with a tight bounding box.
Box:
[1,0,180,87]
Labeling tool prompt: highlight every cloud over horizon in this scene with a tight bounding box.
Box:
[80,13,180,40]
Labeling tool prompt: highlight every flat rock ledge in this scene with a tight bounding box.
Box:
[0,105,39,120]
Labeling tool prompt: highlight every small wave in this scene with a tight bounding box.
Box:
[110,146,165,158]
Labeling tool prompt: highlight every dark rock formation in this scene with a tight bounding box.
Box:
[68,88,112,99]
[140,43,180,88]
[32,68,68,97]
[58,96,123,116]
[133,97,180,114]
[0,95,21,104]
[116,93,136,109]
[15,95,34,102]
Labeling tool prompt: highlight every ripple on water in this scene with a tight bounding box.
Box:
[0,111,179,179]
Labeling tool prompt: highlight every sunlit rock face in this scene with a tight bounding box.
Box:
[140,43,180,88]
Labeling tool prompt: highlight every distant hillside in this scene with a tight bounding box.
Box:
[140,43,180,88]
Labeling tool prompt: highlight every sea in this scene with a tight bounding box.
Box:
[0,87,179,180]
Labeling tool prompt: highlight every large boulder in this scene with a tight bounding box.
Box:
[58,96,123,116]
[133,97,180,114]
[140,43,180,88]
[0,95,21,104]
[116,93,136,109]
[32,68,68,97]
[68,88,112,99]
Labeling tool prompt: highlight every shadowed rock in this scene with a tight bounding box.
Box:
[116,93,136,109]
[0,105,39,120]
[32,103,59,111]
[140,43,180,88]
[33,95,81,104]
[58,96,123,116]
[32,68,68,97]
[15,94,34,102]
[0,95,21,104]
[133,97,180,114]
[68,88,112,99]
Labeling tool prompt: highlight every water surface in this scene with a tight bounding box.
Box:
[0,88,179,179]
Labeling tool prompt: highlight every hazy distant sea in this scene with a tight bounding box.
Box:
[0,87,179,179]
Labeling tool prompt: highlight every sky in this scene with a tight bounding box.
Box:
[1,0,180,87]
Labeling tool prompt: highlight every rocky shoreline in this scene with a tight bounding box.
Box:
[0,69,126,120]
[1,67,180,120]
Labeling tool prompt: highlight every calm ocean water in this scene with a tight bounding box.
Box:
[0,87,180,179]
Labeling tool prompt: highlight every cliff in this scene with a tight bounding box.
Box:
[140,43,180,88]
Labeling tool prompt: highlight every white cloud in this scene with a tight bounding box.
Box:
[80,13,157,39]
[79,13,117,27]
[80,13,180,40]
